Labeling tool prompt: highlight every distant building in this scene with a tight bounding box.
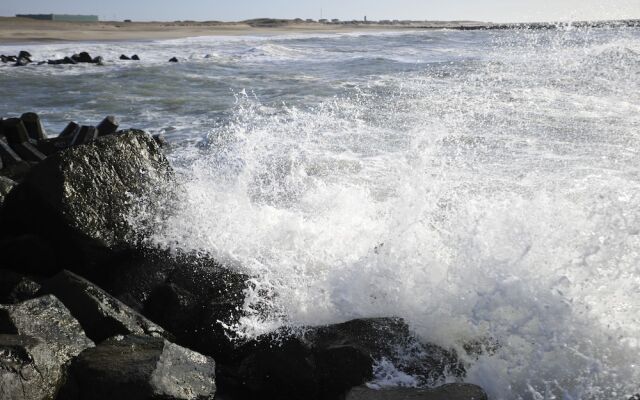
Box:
[16,14,99,22]
[331,18,340,23]
[319,19,328,23]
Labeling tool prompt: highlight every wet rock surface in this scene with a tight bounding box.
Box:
[219,318,463,400]
[0,270,40,304]
[58,335,217,400]
[0,296,93,400]
[345,384,488,400]
[0,176,16,206]
[39,270,168,343]
[1,129,175,275]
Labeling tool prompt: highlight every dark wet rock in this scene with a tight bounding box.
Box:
[69,125,99,146]
[0,295,93,352]
[0,176,16,206]
[2,117,30,144]
[120,54,131,60]
[136,252,248,363]
[169,57,179,62]
[18,51,32,59]
[95,247,249,363]
[0,234,56,276]
[0,129,175,275]
[39,270,169,343]
[0,335,74,400]
[72,52,93,63]
[96,115,119,136]
[20,112,47,141]
[131,54,140,60]
[0,296,94,399]
[91,56,104,65]
[0,270,40,304]
[345,384,488,400]
[14,57,31,66]
[58,334,216,400]
[221,318,462,400]
[64,56,77,64]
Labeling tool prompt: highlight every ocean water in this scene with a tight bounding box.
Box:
[2,27,640,399]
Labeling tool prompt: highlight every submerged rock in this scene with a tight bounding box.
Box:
[0,296,94,400]
[0,129,175,275]
[39,270,168,343]
[169,57,179,62]
[58,334,216,400]
[220,318,463,400]
[345,384,488,400]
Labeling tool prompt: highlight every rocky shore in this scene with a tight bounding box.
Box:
[0,112,494,399]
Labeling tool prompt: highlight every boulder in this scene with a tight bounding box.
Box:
[0,295,94,400]
[39,270,168,343]
[120,54,131,60]
[0,176,16,206]
[220,318,462,400]
[91,56,104,65]
[0,295,94,352]
[96,115,119,136]
[169,57,179,62]
[71,52,93,63]
[18,51,31,59]
[0,270,40,304]
[137,252,249,363]
[131,54,140,60]
[14,57,31,67]
[0,129,175,275]
[58,335,216,400]
[345,384,488,400]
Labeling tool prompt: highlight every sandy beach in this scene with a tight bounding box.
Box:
[0,17,490,43]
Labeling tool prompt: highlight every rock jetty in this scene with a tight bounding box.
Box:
[0,112,490,400]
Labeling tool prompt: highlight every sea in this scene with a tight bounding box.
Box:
[1,26,639,399]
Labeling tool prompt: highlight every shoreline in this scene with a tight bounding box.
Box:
[1,17,638,44]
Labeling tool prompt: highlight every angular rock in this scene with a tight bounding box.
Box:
[0,176,16,207]
[18,51,31,59]
[131,54,140,60]
[0,129,175,274]
[220,318,464,400]
[0,295,94,352]
[137,252,248,363]
[91,56,104,65]
[0,296,94,399]
[120,54,131,60]
[345,384,488,400]
[58,335,216,400]
[169,57,179,62]
[70,125,99,146]
[39,270,168,343]
[58,121,81,137]
[0,334,71,400]
[14,57,31,67]
[0,270,40,304]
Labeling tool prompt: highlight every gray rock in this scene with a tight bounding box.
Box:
[39,270,168,343]
[345,384,488,400]
[59,335,216,400]
[0,129,175,274]
[0,176,16,207]
[0,296,94,400]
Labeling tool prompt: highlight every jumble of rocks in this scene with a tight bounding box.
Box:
[0,112,492,399]
[1,49,181,66]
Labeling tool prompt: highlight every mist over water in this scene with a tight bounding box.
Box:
[2,27,640,399]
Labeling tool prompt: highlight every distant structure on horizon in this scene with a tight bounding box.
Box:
[16,14,99,22]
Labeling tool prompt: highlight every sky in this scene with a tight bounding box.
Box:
[1,0,639,23]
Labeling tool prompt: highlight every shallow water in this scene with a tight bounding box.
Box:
[2,27,640,399]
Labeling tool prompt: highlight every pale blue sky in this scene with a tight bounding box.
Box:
[1,0,639,23]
